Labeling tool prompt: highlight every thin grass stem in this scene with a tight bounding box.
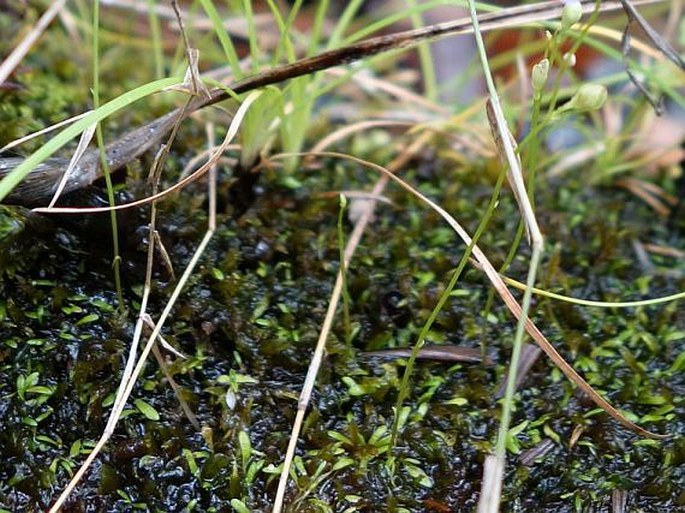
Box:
[198,0,242,77]
[404,0,438,102]
[337,194,352,346]
[307,0,330,56]
[389,166,508,451]
[147,0,164,79]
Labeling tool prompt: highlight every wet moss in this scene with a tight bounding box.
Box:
[1,8,684,512]
[1,154,683,511]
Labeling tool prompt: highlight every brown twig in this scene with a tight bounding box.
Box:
[619,0,685,114]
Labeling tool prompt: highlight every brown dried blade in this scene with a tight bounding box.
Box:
[363,345,492,364]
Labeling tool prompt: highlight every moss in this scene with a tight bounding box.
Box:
[1,6,683,513]
[2,149,682,510]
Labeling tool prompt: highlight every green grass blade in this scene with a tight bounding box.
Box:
[265,0,299,63]
[198,0,242,77]
[307,0,330,56]
[242,0,259,70]
[337,194,352,345]
[327,0,365,49]
[146,0,164,79]
[389,168,508,450]
[404,0,437,102]
[93,0,124,309]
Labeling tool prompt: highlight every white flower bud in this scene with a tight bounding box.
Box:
[563,52,577,67]
[565,83,608,111]
[532,59,550,92]
[561,0,583,30]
